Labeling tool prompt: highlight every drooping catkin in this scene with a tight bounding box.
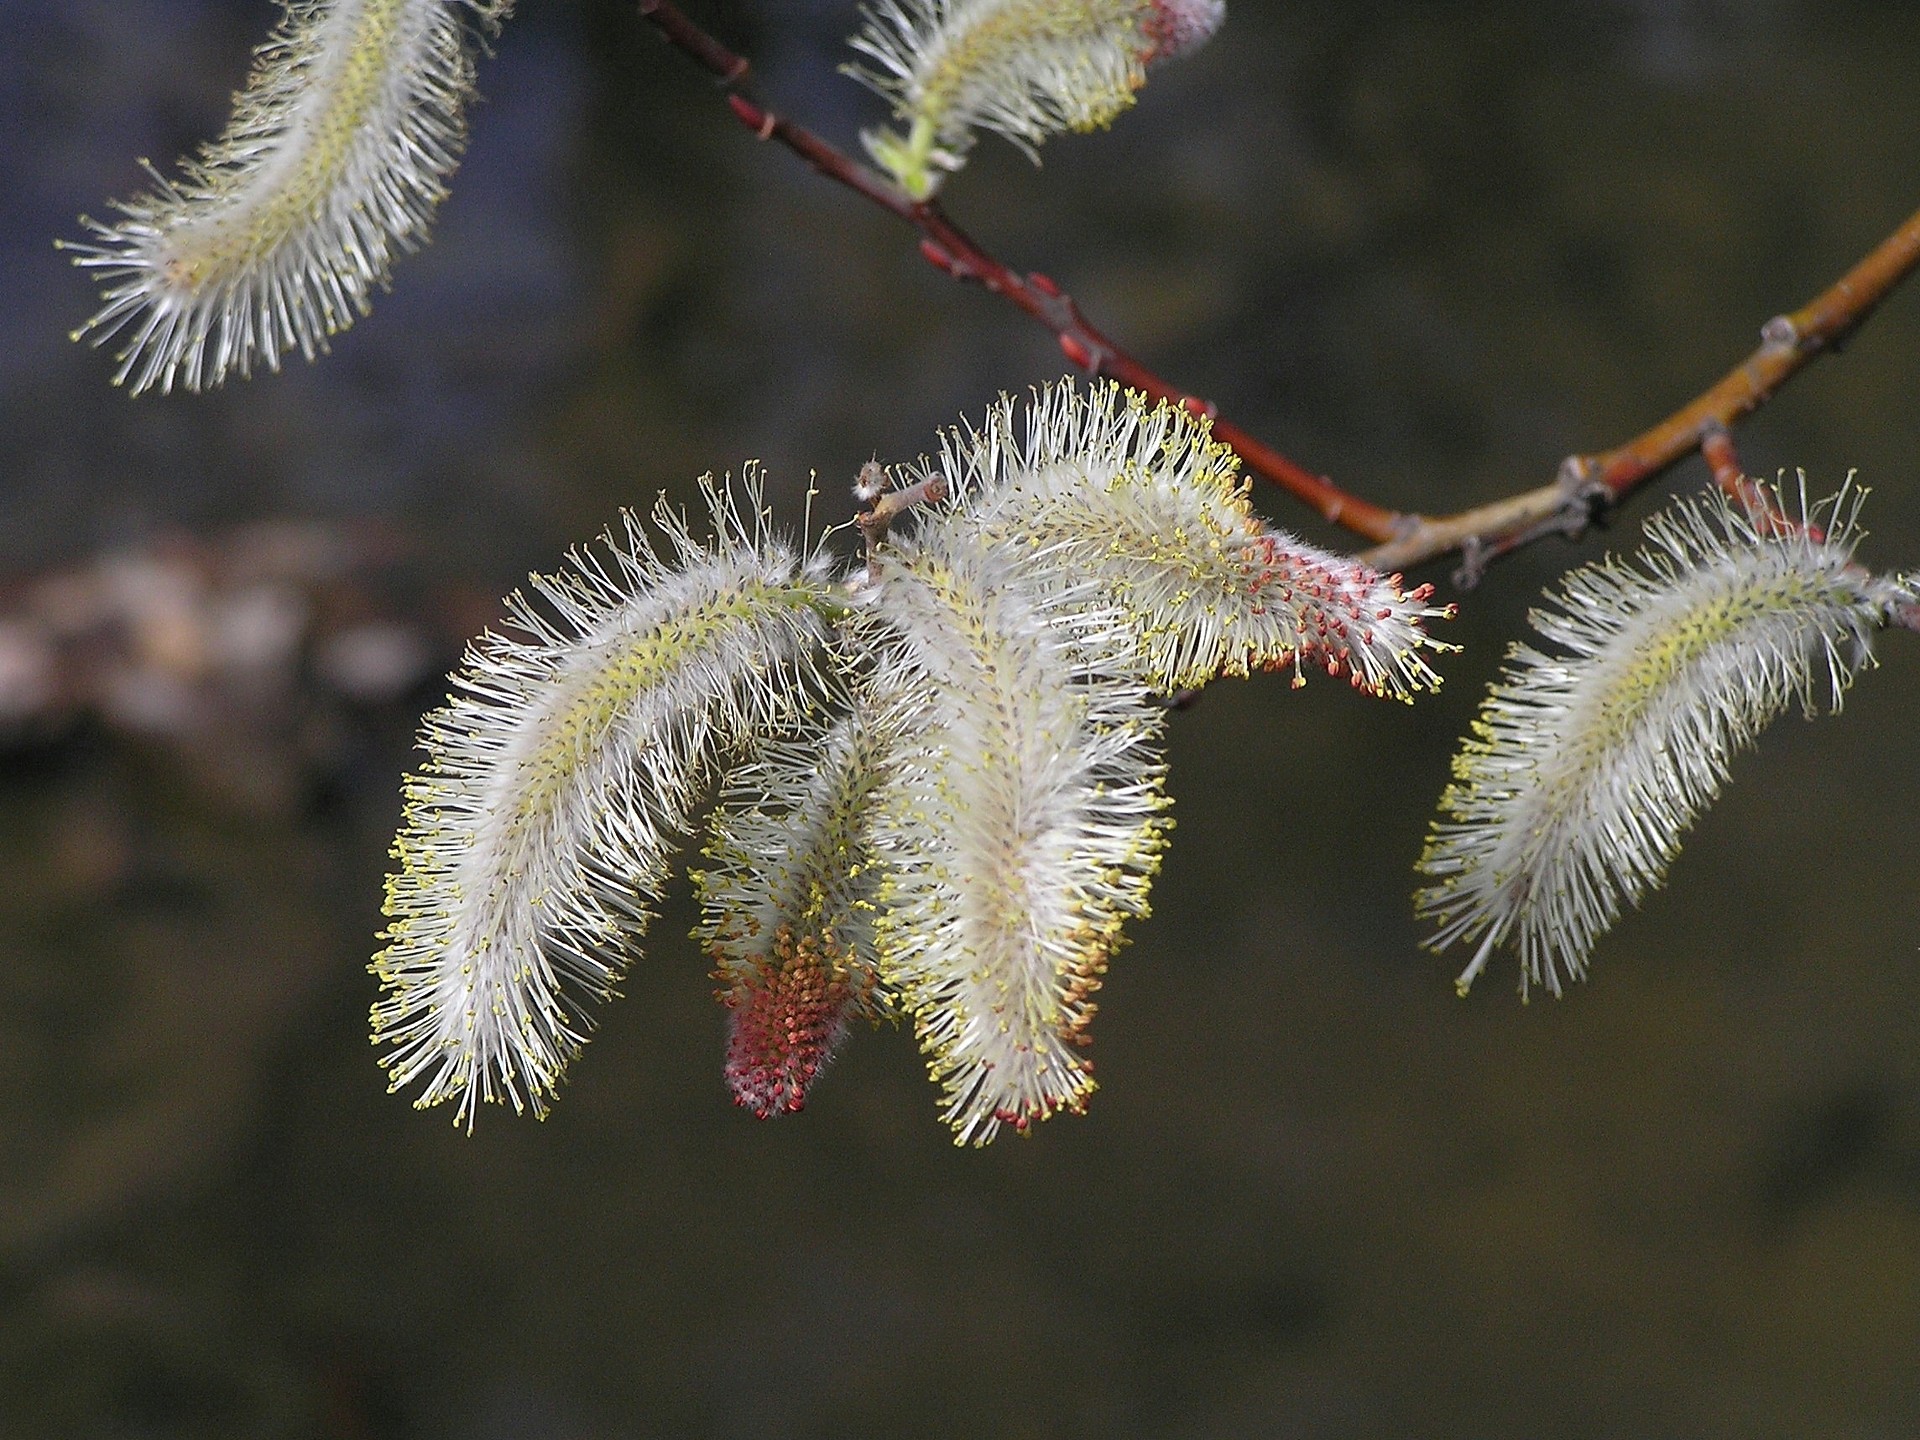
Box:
[697,712,895,1117]
[1417,480,1912,998]
[371,476,837,1127]
[66,0,509,394]
[855,512,1171,1144]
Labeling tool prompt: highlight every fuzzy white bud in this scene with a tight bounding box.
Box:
[846,0,1225,198]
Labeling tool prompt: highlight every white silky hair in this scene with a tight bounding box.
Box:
[845,0,1224,193]
[855,510,1172,1144]
[850,0,1148,154]
[899,377,1454,697]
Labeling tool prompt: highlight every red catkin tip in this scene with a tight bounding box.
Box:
[720,928,861,1120]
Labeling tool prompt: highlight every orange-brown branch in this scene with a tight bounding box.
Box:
[1364,204,1920,578]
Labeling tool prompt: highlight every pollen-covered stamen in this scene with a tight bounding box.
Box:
[719,925,871,1118]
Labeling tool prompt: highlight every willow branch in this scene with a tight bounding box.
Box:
[1363,204,1920,580]
[638,1,1920,584]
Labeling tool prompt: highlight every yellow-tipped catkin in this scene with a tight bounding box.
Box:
[846,0,1225,197]
[1417,479,1914,998]
[902,378,1454,696]
[371,475,837,1128]
[855,511,1172,1144]
[66,0,510,394]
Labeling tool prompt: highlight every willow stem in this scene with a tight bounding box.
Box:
[637,1,1920,582]
[1364,204,1920,579]
[635,0,1402,541]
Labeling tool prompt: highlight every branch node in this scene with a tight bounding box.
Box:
[1565,486,1608,534]
[1555,453,1593,494]
[726,94,765,134]
[1451,536,1488,592]
[855,465,948,572]
[1699,424,1744,491]
[918,238,959,276]
[1760,313,1800,351]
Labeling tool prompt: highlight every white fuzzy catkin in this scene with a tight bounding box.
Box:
[846,0,1225,197]
[66,0,510,394]
[371,476,836,1128]
[367,378,1457,1141]
[856,513,1172,1144]
[906,378,1453,697]
[1417,480,1911,998]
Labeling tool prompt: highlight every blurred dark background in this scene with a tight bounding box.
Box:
[4,1,1919,1435]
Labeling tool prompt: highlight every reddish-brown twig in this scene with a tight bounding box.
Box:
[635,0,1403,541]
[1698,426,1746,499]
[1698,425,1800,536]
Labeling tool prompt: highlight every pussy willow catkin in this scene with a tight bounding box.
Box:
[373,379,1453,1141]
[372,477,838,1128]
[846,0,1225,197]
[1417,480,1913,998]
[68,0,509,394]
